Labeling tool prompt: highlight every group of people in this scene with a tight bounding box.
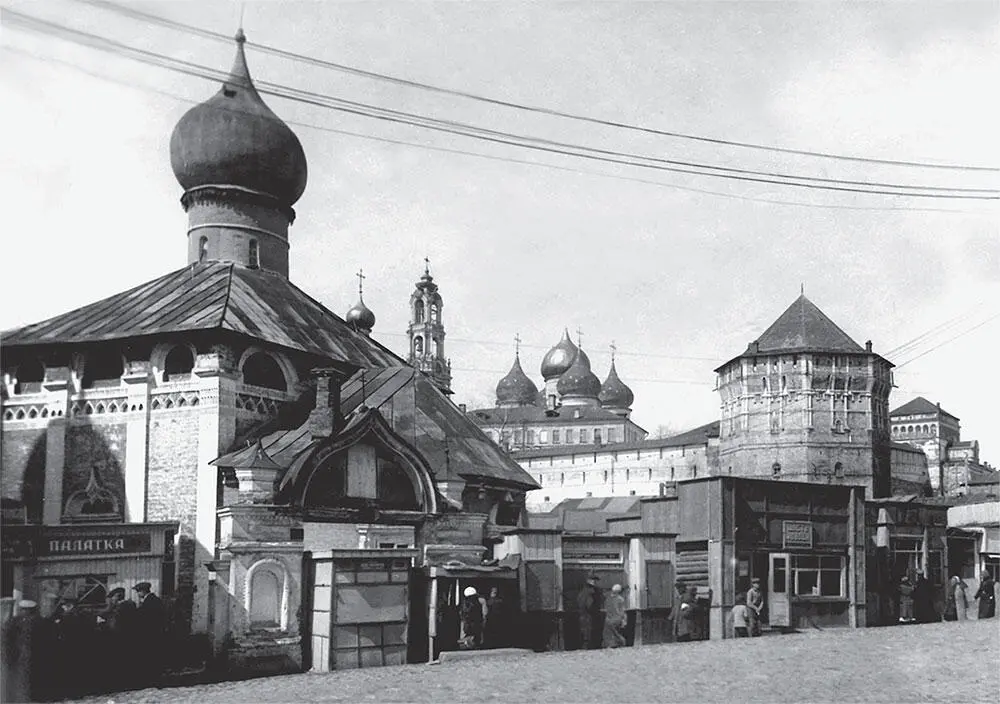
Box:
[2,581,168,701]
[458,585,510,649]
[943,572,996,622]
[730,578,765,638]
[575,574,629,649]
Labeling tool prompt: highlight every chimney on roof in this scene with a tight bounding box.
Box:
[865,340,872,353]
[308,367,343,439]
[751,341,760,354]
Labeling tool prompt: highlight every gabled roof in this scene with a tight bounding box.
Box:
[213,366,539,491]
[890,396,958,420]
[718,295,870,371]
[1,262,400,369]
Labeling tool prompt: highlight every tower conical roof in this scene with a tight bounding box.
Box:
[169,30,308,207]
[496,354,539,407]
[748,294,863,355]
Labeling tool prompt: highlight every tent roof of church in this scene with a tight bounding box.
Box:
[717,295,872,370]
[213,366,539,491]
[1,262,400,368]
[890,396,958,420]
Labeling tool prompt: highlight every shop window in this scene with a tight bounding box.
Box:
[39,575,110,611]
[791,555,844,597]
[163,345,195,381]
[892,537,924,579]
[242,351,287,391]
[14,358,44,394]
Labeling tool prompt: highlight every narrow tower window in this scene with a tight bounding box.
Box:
[414,300,425,323]
[249,239,259,268]
[199,236,208,262]
[414,337,423,355]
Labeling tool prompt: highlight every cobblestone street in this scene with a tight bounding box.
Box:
[77,619,998,704]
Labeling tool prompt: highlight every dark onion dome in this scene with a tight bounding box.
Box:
[599,360,634,410]
[170,30,308,208]
[496,355,539,407]
[345,296,376,333]
[556,347,601,399]
[540,329,578,381]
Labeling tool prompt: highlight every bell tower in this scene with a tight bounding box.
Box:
[407,259,452,395]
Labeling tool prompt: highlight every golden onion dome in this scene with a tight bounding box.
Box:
[540,329,578,380]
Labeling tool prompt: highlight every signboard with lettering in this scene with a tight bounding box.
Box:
[782,520,813,549]
[563,541,624,565]
[38,533,151,557]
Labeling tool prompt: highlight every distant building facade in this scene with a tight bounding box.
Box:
[890,396,998,496]
[468,332,647,451]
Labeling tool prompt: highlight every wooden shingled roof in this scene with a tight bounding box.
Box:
[214,366,540,491]
[2,262,401,368]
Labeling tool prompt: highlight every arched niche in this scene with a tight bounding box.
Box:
[82,348,125,389]
[413,299,425,323]
[244,558,291,631]
[238,347,295,392]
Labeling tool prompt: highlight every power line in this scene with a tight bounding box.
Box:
[6,10,997,201]
[75,0,1000,173]
[895,312,1000,368]
[9,46,984,216]
[884,305,992,358]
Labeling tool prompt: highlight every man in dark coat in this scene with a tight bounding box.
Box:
[132,582,166,683]
[99,587,139,687]
[974,571,996,619]
[576,574,604,649]
[674,587,697,643]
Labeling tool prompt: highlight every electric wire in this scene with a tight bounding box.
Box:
[894,312,1000,368]
[13,48,988,218]
[75,0,1000,173]
[884,306,993,358]
[5,10,998,200]
[6,45,985,215]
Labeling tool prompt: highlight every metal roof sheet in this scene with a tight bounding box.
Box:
[2,262,401,368]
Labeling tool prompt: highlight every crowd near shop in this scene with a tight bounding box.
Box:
[2,24,999,704]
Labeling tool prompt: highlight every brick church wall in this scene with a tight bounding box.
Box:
[64,422,127,511]
[147,409,201,631]
[1,427,46,522]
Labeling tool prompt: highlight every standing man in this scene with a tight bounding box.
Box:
[99,587,138,688]
[132,582,166,683]
[974,570,995,619]
[603,584,627,648]
[576,574,604,649]
[746,578,764,636]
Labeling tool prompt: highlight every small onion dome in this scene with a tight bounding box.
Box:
[599,360,634,410]
[541,329,579,380]
[557,347,601,399]
[496,355,538,407]
[170,30,308,208]
[346,297,376,333]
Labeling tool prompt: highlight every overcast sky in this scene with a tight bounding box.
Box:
[2,1,998,458]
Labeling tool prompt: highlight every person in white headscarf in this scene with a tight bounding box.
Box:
[603,584,628,648]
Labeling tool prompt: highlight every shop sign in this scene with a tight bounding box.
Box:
[38,533,151,557]
[782,520,813,549]
[563,542,623,564]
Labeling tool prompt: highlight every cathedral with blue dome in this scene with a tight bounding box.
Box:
[468,330,647,451]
